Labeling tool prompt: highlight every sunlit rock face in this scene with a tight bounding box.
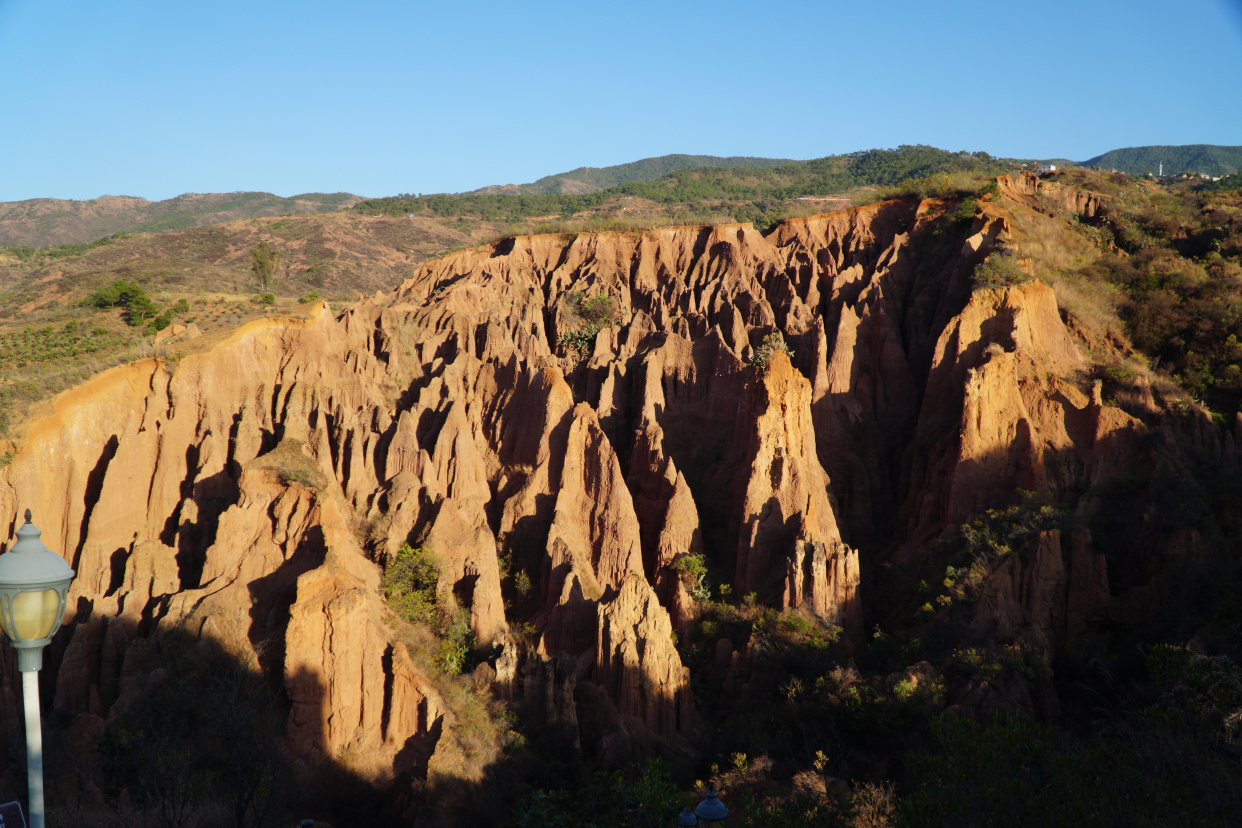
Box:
[5,182,1230,791]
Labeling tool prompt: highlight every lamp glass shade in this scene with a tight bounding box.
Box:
[695,791,728,821]
[0,588,63,643]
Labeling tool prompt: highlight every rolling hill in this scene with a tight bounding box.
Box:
[0,191,364,247]
[1081,144,1242,176]
[363,145,1022,226]
[474,153,796,195]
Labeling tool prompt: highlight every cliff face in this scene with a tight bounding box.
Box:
[3,184,1238,794]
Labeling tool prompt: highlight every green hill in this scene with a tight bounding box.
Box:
[362,145,1017,226]
[1082,144,1242,176]
[0,191,363,247]
[482,154,796,195]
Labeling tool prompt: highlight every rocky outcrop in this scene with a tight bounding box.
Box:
[0,197,992,763]
[595,575,694,735]
[972,528,1110,657]
[898,281,1123,555]
[735,351,861,637]
[6,183,1226,795]
[997,171,1104,219]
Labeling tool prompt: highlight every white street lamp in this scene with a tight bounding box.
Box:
[0,510,75,828]
[694,791,728,824]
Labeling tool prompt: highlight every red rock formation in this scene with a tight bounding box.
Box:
[997,171,1104,219]
[5,183,1226,794]
[594,575,694,734]
[972,529,1110,657]
[899,281,1105,553]
[735,351,861,637]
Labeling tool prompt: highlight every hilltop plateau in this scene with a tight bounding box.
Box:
[0,191,365,248]
[1,166,1241,826]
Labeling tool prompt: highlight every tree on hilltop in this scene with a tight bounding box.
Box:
[250,241,281,292]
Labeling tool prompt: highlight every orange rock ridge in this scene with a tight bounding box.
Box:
[3,181,1238,796]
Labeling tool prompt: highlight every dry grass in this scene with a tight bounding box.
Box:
[997,188,1135,357]
[382,606,506,784]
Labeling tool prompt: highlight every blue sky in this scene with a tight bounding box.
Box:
[1,0,1239,201]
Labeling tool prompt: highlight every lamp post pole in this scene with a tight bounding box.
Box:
[0,510,76,828]
[22,669,45,825]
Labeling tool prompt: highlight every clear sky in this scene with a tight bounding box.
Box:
[1,0,1240,202]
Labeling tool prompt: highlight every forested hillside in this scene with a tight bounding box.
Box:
[356,145,1018,226]
[1083,144,1242,176]
[479,154,795,195]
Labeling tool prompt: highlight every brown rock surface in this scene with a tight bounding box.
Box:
[972,529,1110,657]
[594,575,694,736]
[735,351,861,636]
[3,183,1223,794]
[997,171,1104,218]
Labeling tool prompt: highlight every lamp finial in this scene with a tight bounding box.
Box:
[24,509,31,524]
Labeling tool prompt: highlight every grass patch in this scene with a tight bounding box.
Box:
[556,291,622,358]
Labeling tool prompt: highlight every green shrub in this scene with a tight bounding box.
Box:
[750,331,791,375]
[435,610,475,676]
[85,280,159,325]
[513,758,683,827]
[672,553,711,600]
[672,552,707,580]
[557,291,621,357]
[879,171,979,201]
[778,611,813,634]
[146,312,173,334]
[950,196,979,226]
[960,491,1072,569]
[382,543,478,675]
[579,294,618,326]
[1146,643,1242,734]
[972,248,1031,290]
[383,544,441,627]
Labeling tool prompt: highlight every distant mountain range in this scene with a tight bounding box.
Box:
[5,145,1239,249]
[1081,144,1242,176]
[0,191,362,247]
[473,154,796,195]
